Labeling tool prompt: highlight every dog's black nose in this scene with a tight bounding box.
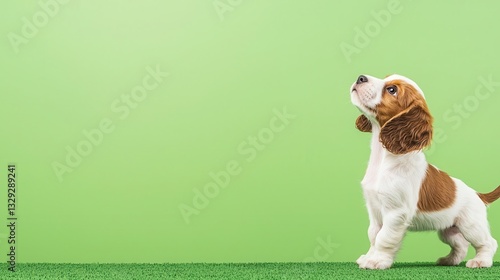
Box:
[356,75,368,84]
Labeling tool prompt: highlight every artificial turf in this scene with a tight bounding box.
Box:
[1,262,500,279]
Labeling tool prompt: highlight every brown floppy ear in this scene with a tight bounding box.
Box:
[355,115,372,132]
[380,105,433,154]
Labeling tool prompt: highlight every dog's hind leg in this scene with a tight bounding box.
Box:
[437,226,469,266]
[456,205,498,268]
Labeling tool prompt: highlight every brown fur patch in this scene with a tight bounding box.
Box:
[478,186,500,204]
[377,80,433,154]
[355,115,372,132]
[376,80,428,127]
[417,165,456,212]
[379,106,433,154]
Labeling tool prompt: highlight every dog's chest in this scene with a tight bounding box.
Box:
[361,151,428,209]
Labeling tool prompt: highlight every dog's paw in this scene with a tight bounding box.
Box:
[466,258,493,268]
[437,255,461,266]
[356,254,367,265]
[358,255,393,270]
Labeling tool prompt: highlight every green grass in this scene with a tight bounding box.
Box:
[1,263,500,279]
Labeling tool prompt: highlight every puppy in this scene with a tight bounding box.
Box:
[351,74,500,269]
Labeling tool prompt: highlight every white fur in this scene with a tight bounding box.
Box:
[352,74,497,269]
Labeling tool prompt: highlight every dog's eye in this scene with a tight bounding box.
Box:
[386,86,397,96]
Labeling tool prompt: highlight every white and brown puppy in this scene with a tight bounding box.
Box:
[351,74,500,269]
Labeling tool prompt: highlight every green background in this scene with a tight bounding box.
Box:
[1,0,500,263]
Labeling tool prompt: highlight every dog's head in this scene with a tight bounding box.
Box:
[350,74,433,155]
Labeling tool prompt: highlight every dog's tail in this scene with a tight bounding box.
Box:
[478,185,500,205]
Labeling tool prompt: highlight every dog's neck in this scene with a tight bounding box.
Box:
[361,123,426,187]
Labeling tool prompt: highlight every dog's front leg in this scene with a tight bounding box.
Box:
[356,222,381,265]
[358,210,409,270]
[357,200,382,265]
